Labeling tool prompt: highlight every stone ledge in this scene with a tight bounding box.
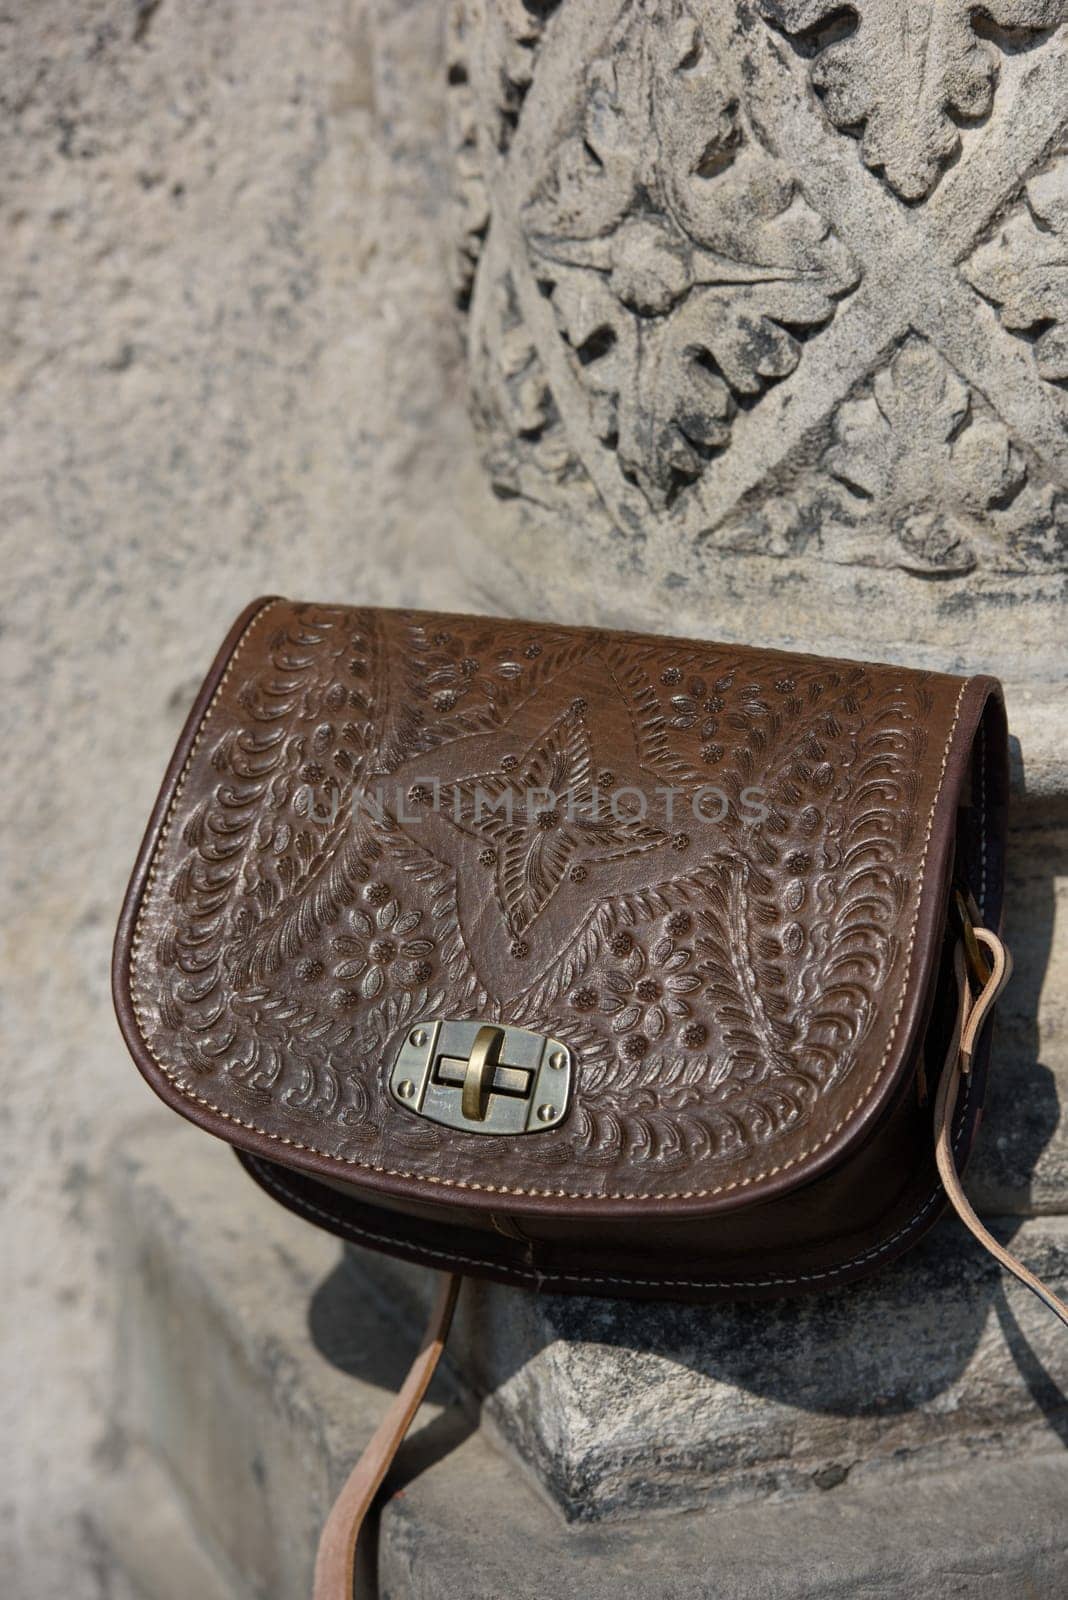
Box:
[107,1119,1067,1563]
[358,1208,1068,1525]
[380,1427,1068,1600]
[105,1117,466,1599]
[91,1447,238,1600]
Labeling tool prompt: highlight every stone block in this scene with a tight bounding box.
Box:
[103,1119,463,1599]
[380,1428,1068,1600]
[91,1447,237,1600]
[358,1204,1068,1524]
[104,1118,1068,1598]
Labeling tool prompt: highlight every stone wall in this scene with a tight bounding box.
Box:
[450,0,1067,675]
[2,4,485,1595]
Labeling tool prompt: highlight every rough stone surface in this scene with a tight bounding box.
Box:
[92,1449,236,1600]
[450,0,1068,677]
[104,1121,1068,1597]
[361,1201,1068,1522]
[1,5,487,1595]
[379,1429,1068,1600]
[101,1122,464,1600]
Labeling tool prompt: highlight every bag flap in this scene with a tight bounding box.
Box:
[114,598,1003,1218]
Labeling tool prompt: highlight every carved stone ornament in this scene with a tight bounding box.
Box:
[449,0,1067,577]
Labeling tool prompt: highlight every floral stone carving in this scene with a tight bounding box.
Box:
[451,0,1067,577]
[820,339,1028,576]
[760,0,1068,203]
[965,151,1068,385]
[519,10,859,508]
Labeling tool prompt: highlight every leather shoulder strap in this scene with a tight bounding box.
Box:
[313,1272,460,1600]
[935,927,1068,1330]
[316,921,1065,1600]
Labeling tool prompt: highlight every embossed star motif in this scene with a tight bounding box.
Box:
[441,703,666,938]
[388,663,698,992]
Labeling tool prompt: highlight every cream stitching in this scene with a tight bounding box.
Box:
[128,607,968,1205]
[246,1067,973,1289]
[978,715,988,918]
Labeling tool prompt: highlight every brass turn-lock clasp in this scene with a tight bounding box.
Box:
[460,1025,507,1122]
[389,1020,572,1135]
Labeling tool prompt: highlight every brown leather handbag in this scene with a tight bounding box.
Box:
[113,596,1064,1597]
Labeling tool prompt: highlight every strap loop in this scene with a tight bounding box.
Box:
[935,927,1068,1330]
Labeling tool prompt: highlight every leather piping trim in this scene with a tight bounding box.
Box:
[244,1071,972,1290]
[121,599,971,1208]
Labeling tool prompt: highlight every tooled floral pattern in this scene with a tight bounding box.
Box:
[137,602,944,1179]
[577,931,703,1054]
[148,605,592,1119]
[426,699,671,942]
[553,668,930,1166]
[329,886,436,1005]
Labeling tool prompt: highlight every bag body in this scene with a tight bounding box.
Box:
[114,597,1008,1302]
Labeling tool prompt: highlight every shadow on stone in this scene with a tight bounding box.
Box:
[304,795,1065,1524]
[995,1287,1068,1448]
[307,1258,479,1599]
[308,1252,467,1414]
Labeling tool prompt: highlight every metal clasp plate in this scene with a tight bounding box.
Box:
[389,1021,571,1135]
